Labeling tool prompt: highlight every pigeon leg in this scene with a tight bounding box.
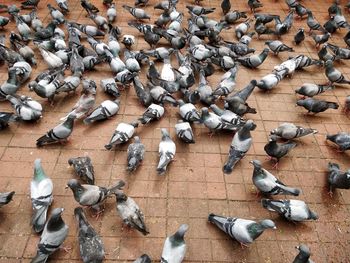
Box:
[60,246,72,253]
[328,190,333,198]
[240,242,249,249]
[272,160,279,170]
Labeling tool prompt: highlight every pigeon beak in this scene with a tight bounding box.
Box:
[249,160,253,164]
[273,226,277,230]
[65,185,69,189]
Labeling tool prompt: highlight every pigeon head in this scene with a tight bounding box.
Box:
[259,219,276,230]
[296,99,306,107]
[310,210,319,220]
[130,121,139,128]
[245,120,257,131]
[115,191,127,202]
[177,99,185,106]
[68,158,75,166]
[66,179,84,199]
[172,224,189,242]
[269,135,278,142]
[47,208,65,231]
[74,207,84,219]
[324,60,333,68]
[250,159,262,169]
[296,244,311,257]
[28,81,38,91]
[33,158,46,181]
[262,48,269,53]
[201,107,209,118]
[161,128,170,139]
[134,136,141,143]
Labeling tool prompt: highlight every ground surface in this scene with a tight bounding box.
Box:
[0,0,349,262]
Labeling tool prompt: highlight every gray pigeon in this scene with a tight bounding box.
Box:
[138,103,164,124]
[295,83,333,97]
[115,192,149,235]
[83,99,120,124]
[175,120,195,143]
[68,156,95,185]
[261,199,318,222]
[150,84,178,106]
[74,207,105,263]
[67,179,125,212]
[264,135,297,168]
[208,213,276,246]
[293,244,314,263]
[270,123,318,140]
[256,71,287,91]
[325,60,350,85]
[345,96,350,113]
[105,121,139,150]
[237,48,269,69]
[201,107,238,133]
[122,5,150,20]
[6,95,42,121]
[36,114,76,147]
[306,10,325,33]
[221,10,247,24]
[212,67,237,96]
[209,104,246,127]
[31,208,69,263]
[311,32,331,47]
[326,43,350,60]
[157,128,176,175]
[327,162,350,196]
[293,54,323,69]
[326,132,350,151]
[296,98,339,114]
[0,67,20,100]
[161,224,188,263]
[31,159,53,233]
[134,254,151,263]
[251,160,301,195]
[132,76,152,107]
[101,78,120,98]
[107,3,116,22]
[235,20,251,39]
[223,120,256,174]
[0,191,15,208]
[197,70,217,105]
[0,112,20,130]
[265,40,294,55]
[127,136,145,172]
[47,4,65,24]
[178,99,201,122]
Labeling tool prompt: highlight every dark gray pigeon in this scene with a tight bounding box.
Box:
[132,76,152,107]
[296,98,339,114]
[293,244,314,263]
[221,0,231,15]
[264,135,297,168]
[327,162,350,196]
[105,121,139,150]
[127,136,145,172]
[175,120,195,143]
[36,114,76,147]
[265,40,294,55]
[0,191,15,208]
[31,159,53,233]
[67,179,125,212]
[270,123,318,140]
[294,28,305,45]
[208,213,276,246]
[223,120,256,174]
[236,48,269,69]
[306,10,325,33]
[295,83,333,97]
[261,199,318,222]
[326,132,350,151]
[115,192,149,235]
[134,254,151,263]
[248,0,263,13]
[178,99,201,122]
[0,112,20,130]
[138,103,164,124]
[325,60,350,85]
[293,54,323,69]
[31,208,69,263]
[161,224,188,263]
[74,207,105,263]
[326,43,350,60]
[311,32,331,47]
[251,160,301,195]
[157,128,176,175]
[68,156,95,185]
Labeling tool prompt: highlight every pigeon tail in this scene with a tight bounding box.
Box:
[261,199,284,213]
[127,157,140,172]
[107,180,125,195]
[104,144,113,150]
[208,213,229,233]
[31,251,49,263]
[36,135,55,147]
[157,153,173,175]
[223,147,244,174]
[0,191,15,205]
[236,80,257,101]
[328,162,340,171]
[31,205,49,233]
[326,102,339,109]
[278,184,301,196]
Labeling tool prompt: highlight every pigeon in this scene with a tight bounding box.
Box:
[107,3,116,23]
[101,78,120,98]
[293,244,314,263]
[150,84,178,106]
[201,107,238,133]
[36,114,76,147]
[0,191,15,208]
[224,81,256,116]
[115,192,149,235]
[208,213,276,246]
[197,70,217,105]
[157,128,176,175]
[6,95,42,121]
[0,112,20,130]
[178,99,201,122]
[132,76,152,107]
[235,20,251,39]
[274,10,294,36]
[261,199,318,222]
[294,28,305,45]
[323,16,339,34]
[66,179,125,211]
[295,83,333,97]
[327,162,350,195]
[221,0,231,15]
[296,98,339,114]
[13,14,31,41]
[186,5,216,16]
[318,44,337,62]
[87,10,108,31]
[265,40,294,55]
[326,132,350,151]
[56,0,69,13]
[81,0,99,13]
[251,160,301,195]
[68,156,95,185]
[70,22,105,37]
[293,54,323,69]
[138,103,164,124]
[30,159,53,233]
[21,0,40,9]
[326,43,350,60]
[105,121,139,150]
[125,50,141,72]
[0,67,20,100]
[325,60,350,85]
[161,224,188,263]
[10,36,36,65]
[306,10,325,33]
[175,120,195,143]
[127,136,145,172]
[60,80,96,121]
[254,18,276,38]
[270,123,318,140]
[248,0,263,13]
[264,135,297,167]
[47,4,65,24]
[254,13,279,24]
[74,207,105,263]
[83,99,120,124]
[212,67,237,96]
[223,120,256,174]
[38,47,64,69]
[311,32,331,47]
[256,70,287,91]
[134,254,152,263]
[122,5,150,20]
[0,16,9,29]
[31,208,69,263]
[236,48,269,69]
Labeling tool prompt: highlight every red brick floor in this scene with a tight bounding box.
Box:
[0,0,350,262]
